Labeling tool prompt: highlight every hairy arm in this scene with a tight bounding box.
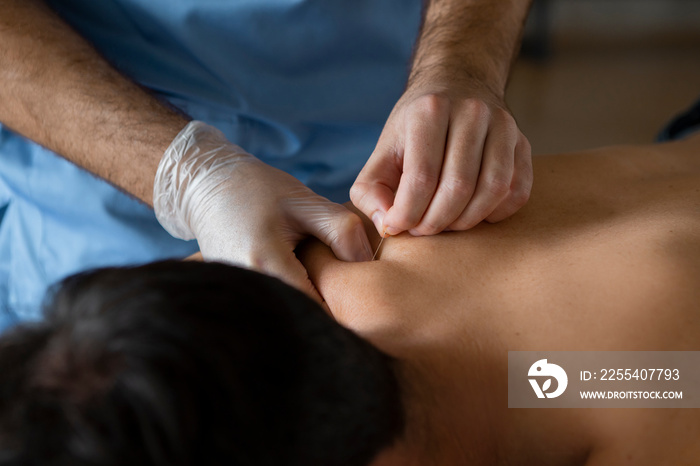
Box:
[0,0,189,206]
[411,0,533,95]
[352,0,533,238]
[0,0,374,299]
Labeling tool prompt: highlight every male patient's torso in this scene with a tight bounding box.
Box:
[301,136,700,465]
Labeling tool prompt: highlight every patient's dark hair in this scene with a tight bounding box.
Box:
[0,261,403,466]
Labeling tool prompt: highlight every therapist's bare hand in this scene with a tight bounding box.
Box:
[351,84,532,236]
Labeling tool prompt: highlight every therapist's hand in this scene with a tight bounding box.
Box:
[154,121,373,302]
[351,80,532,237]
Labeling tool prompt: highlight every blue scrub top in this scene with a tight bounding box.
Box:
[0,0,422,331]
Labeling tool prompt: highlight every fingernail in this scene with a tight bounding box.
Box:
[371,211,385,235]
[408,228,423,237]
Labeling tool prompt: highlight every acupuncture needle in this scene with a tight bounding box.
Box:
[371,228,388,261]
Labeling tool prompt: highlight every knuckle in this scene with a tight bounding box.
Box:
[492,105,512,121]
[463,98,491,119]
[406,171,440,195]
[439,177,475,201]
[510,185,532,208]
[495,113,519,140]
[415,93,450,117]
[482,175,511,198]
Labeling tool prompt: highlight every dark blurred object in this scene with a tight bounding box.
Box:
[657,97,700,142]
[521,0,552,60]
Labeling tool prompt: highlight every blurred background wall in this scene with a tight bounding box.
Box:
[506,0,700,154]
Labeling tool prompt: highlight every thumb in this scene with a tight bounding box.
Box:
[350,152,400,236]
[290,196,373,263]
[201,229,326,305]
[350,179,395,237]
[259,247,326,305]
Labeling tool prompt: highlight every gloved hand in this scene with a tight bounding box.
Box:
[154,121,373,301]
[351,80,533,237]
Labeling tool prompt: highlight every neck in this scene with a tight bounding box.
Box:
[369,355,507,466]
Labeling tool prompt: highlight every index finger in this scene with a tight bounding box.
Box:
[350,144,402,235]
[383,100,449,234]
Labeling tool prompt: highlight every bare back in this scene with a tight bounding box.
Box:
[299,135,700,465]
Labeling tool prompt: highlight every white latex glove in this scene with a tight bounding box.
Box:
[154,121,373,301]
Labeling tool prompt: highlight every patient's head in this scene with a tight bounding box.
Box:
[0,261,403,466]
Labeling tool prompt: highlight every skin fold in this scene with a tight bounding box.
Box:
[298,133,700,465]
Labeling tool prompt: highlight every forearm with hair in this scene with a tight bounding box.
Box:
[410,0,533,97]
[0,0,190,206]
